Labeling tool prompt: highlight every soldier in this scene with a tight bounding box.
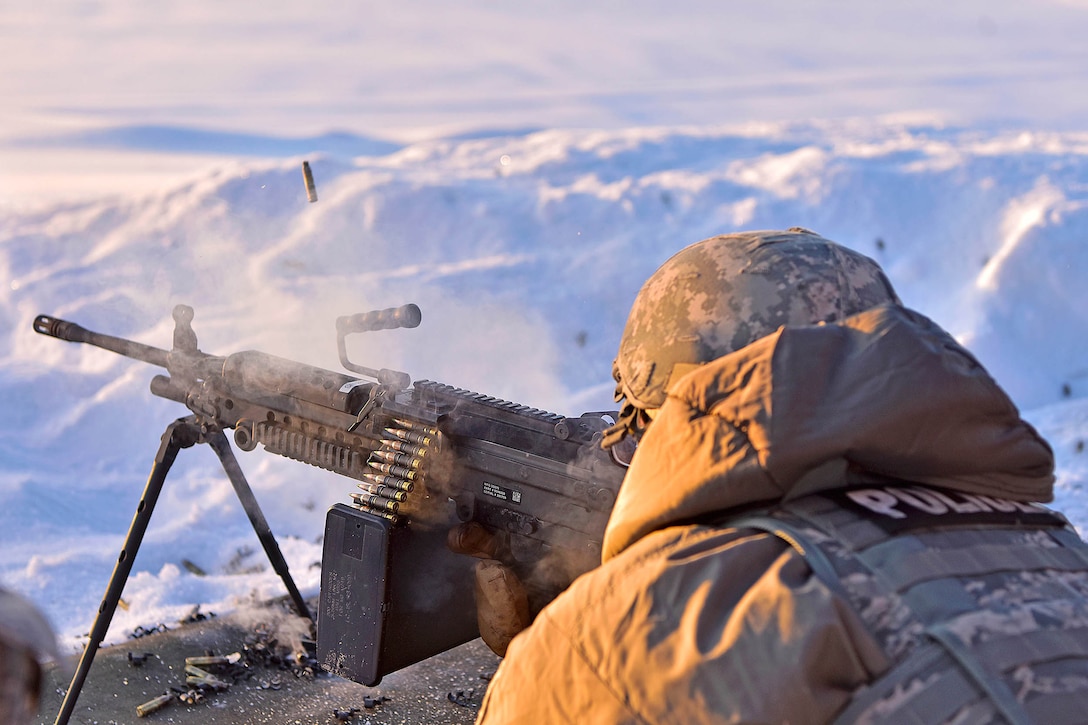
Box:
[0,587,57,724]
[472,228,1088,723]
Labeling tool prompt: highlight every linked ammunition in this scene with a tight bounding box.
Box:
[367,461,420,482]
[349,503,400,524]
[355,483,408,502]
[383,427,432,446]
[381,439,428,457]
[350,492,401,513]
[370,448,423,469]
[361,472,415,492]
[393,418,438,436]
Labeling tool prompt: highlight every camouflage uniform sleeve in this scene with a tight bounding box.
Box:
[476,604,644,724]
[478,525,887,724]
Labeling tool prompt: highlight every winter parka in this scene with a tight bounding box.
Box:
[475,304,1087,724]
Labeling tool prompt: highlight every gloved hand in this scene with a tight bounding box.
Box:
[447,522,531,657]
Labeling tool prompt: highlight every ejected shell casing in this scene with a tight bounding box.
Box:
[393,418,439,435]
[368,460,420,482]
[185,652,241,667]
[186,674,231,691]
[302,160,318,202]
[350,492,401,513]
[136,693,173,718]
[184,664,231,690]
[382,439,428,457]
[383,427,432,446]
[355,483,408,502]
[370,448,423,469]
[184,663,216,679]
[361,472,415,492]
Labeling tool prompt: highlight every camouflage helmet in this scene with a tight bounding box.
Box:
[603,228,901,447]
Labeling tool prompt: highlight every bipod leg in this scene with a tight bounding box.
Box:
[54,416,201,725]
[205,429,313,622]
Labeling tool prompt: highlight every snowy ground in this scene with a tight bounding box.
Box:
[2,2,1087,655]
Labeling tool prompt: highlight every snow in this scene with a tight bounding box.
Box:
[2,2,1088,656]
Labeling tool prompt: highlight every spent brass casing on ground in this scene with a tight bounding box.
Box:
[184,663,214,678]
[184,664,231,690]
[136,693,173,718]
[185,675,230,691]
[185,652,241,667]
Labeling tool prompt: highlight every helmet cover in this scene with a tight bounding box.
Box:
[610,228,901,431]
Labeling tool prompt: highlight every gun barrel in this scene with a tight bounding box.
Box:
[33,314,170,368]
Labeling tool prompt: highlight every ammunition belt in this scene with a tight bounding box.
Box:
[348,418,440,525]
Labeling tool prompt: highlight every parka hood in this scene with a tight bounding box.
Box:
[602,304,1055,561]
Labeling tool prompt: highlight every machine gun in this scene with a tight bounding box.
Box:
[33,303,627,724]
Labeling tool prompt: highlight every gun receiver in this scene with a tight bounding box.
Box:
[33,304,625,690]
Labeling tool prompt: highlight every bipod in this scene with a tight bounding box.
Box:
[54,415,313,725]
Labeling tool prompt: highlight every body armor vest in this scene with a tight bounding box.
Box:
[729,483,1088,724]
